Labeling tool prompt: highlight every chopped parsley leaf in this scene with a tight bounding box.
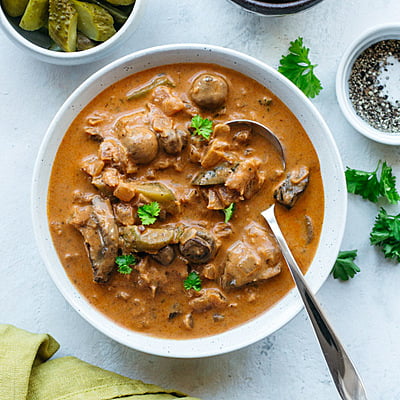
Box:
[137,202,161,225]
[190,115,213,140]
[115,254,137,274]
[223,203,235,223]
[183,271,202,291]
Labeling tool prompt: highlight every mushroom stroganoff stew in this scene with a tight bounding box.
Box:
[48,63,324,339]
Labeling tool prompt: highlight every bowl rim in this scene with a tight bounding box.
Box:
[336,23,400,145]
[32,43,347,358]
[228,0,324,14]
[0,0,145,64]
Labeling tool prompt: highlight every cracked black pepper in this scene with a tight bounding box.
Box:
[348,39,400,133]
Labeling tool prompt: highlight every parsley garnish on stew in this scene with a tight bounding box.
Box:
[345,161,400,204]
[223,203,235,223]
[190,115,213,140]
[331,250,360,281]
[183,271,202,291]
[278,37,322,98]
[137,201,161,225]
[370,208,400,262]
[115,254,137,274]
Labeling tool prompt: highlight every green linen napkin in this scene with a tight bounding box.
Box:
[0,325,201,400]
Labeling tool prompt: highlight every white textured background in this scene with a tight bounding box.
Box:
[1,0,400,399]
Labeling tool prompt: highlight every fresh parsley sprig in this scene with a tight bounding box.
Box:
[332,250,360,281]
[278,37,322,98]
[345,161,400,204]
[370,208,400,262]
[190,115,213,140]
[183,271,202,291]
[137,201,161,225]
[115,254,137,274]
[223,203,235,223]
[380,162,400,204]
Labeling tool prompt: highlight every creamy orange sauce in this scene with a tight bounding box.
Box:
[47,63,324,339]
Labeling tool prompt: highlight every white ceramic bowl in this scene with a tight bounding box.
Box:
[0,0,145,65]
[336,23,400,145]
[32,44,347,358]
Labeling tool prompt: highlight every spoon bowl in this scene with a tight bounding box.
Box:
[226,119,286,169]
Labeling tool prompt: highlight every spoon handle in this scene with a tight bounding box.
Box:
[262,205,368,400]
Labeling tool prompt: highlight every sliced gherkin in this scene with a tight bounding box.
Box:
[72,0,115,42]
[85,0,128,25]
[48,0,78,52]
[19,0,49,31]
[104,0,134,6]
[1,0,29,17]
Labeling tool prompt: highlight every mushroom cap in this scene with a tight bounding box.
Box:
[119,125,159,164]
[190,73,228,110]
[179,227,217,264]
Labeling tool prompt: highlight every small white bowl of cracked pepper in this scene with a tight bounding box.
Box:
[336,24,400,145]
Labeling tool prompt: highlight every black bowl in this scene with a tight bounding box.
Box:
[229,0,324,15]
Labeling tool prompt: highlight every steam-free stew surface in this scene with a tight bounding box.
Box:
[47,63,324,339]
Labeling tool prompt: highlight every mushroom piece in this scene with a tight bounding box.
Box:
[179,227,217,264]
[151,245,176,266]
[159,128,188,155]
[274,166,309,209]
[69,195,118,283]
[117,122,158,164]
[190,73,228,110]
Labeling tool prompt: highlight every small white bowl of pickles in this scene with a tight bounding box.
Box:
[0,0,145,64]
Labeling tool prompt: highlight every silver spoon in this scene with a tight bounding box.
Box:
[226,119,367,397]
[225,119,286,169]
[262,204,368,400]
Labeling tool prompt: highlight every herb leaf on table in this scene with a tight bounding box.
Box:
[332,250,360,280]
[370,208,400,262]
[345,161,400,204]
[380,162,400,204]
[278,37,323,98]
[345,165,381,202]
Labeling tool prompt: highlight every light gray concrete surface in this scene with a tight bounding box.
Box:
[1,0,400,399]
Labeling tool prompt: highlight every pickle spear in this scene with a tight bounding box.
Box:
[72,0,115,42]
[48,0,78,52]
[104,0,135,6]
[19,0,49,31]
[85,0,129,25]
[2,0,29,17]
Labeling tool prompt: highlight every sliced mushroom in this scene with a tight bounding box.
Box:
[159,128,188,155]
[151,245,176,265]
[179,227,217,264]
[274,166,310,209]
[69,195,118,283]
[191,162,238,186]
